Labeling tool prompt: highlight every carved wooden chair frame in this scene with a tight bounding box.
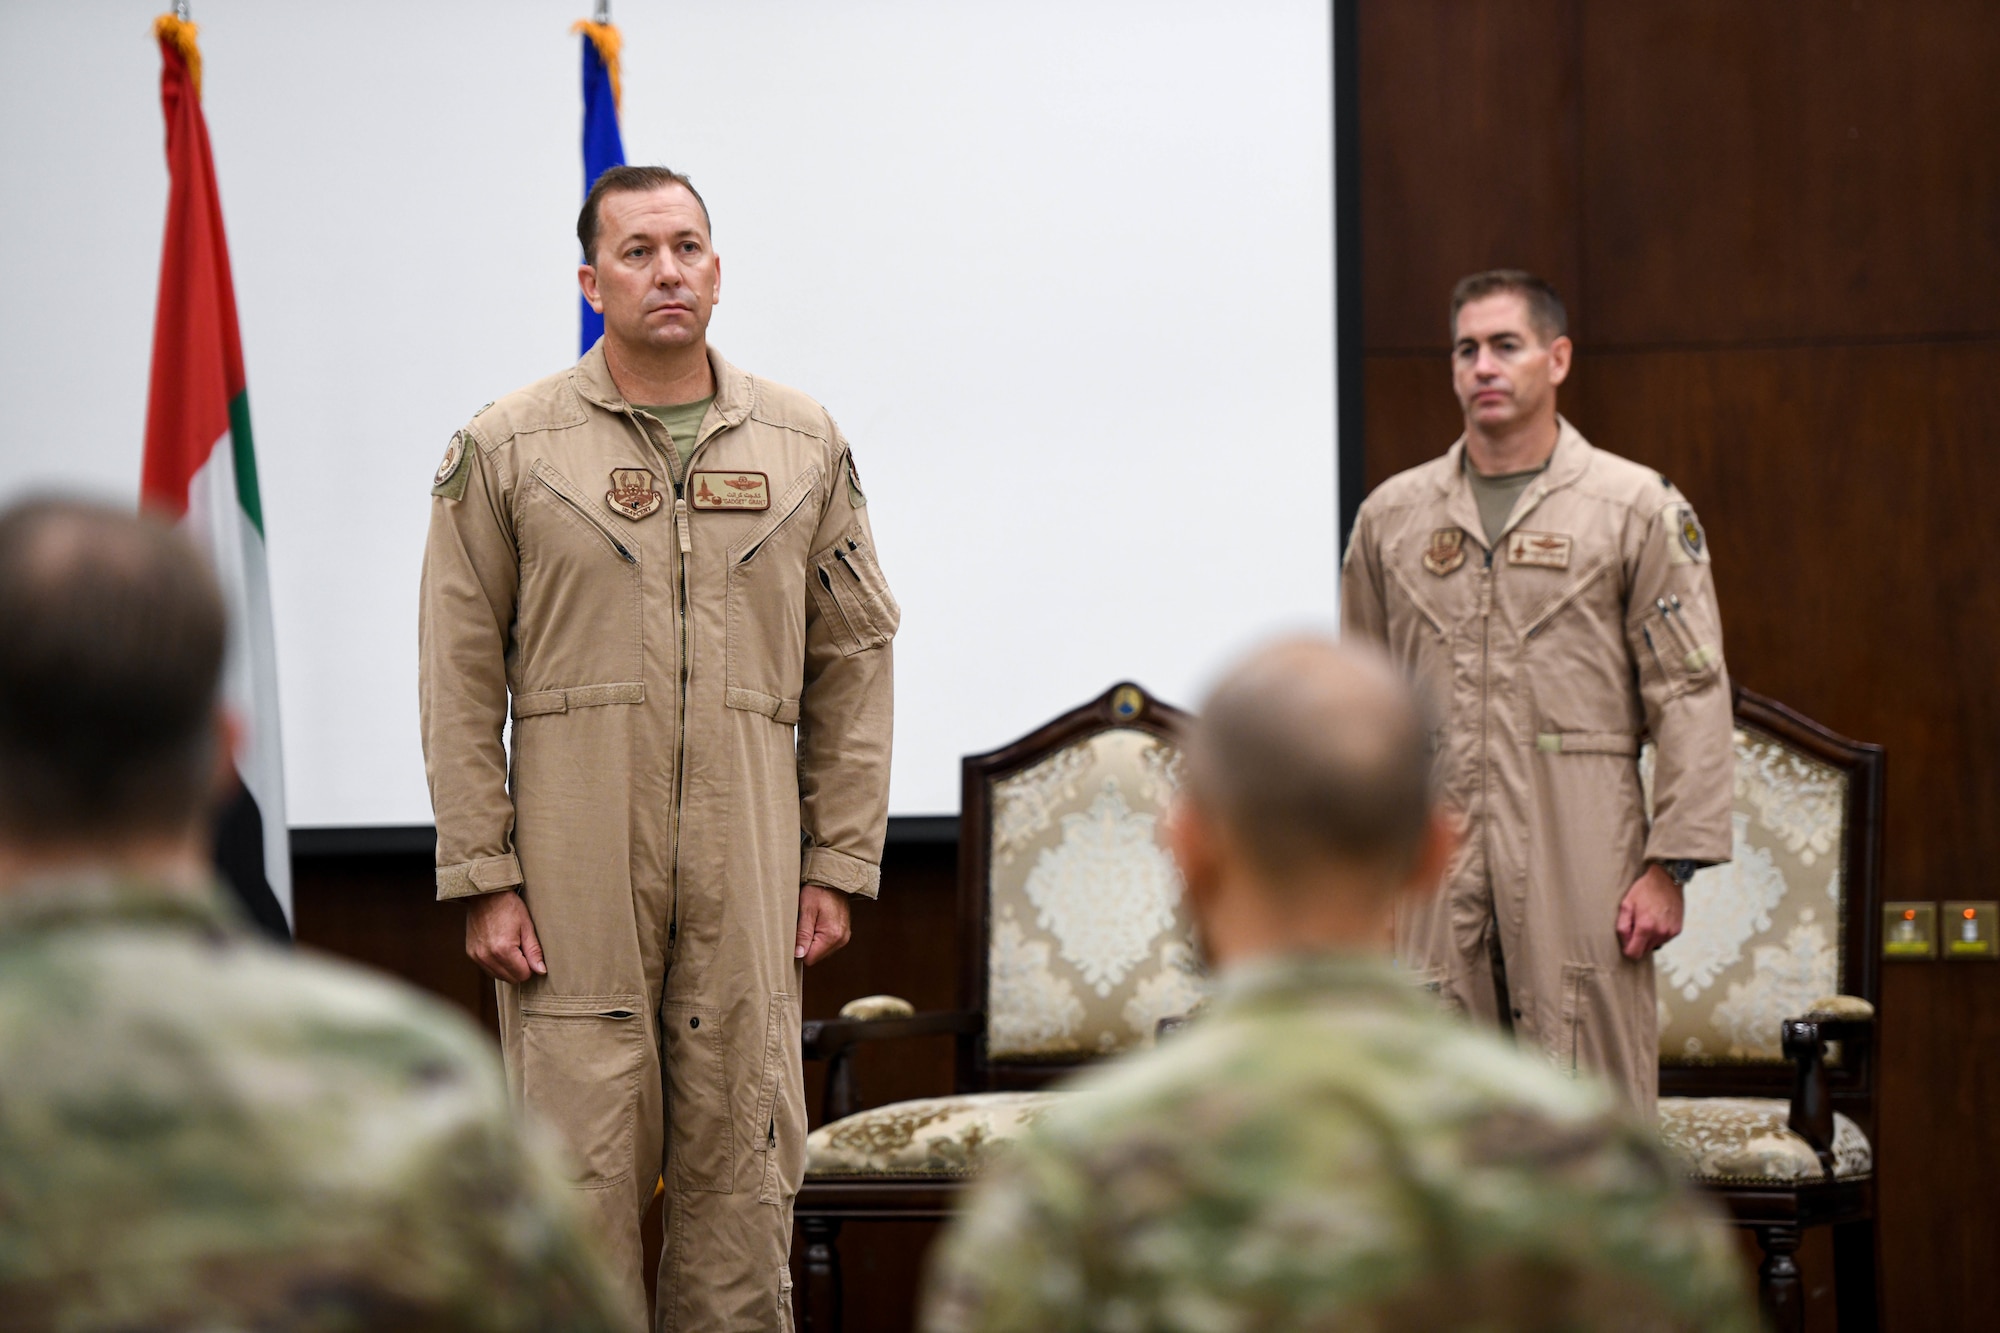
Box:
[793,682,1188,1331]
[1674,686,1885,1332]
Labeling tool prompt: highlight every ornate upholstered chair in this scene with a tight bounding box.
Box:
[793,682,1199,1332]
[1650,686,1885,1332]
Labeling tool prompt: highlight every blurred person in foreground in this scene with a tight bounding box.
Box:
[921,636,1756,1333]
[0,498,633,1331]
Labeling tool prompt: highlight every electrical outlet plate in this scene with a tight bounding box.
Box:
[1882,902,1936,959]
[1941,901,1997,960]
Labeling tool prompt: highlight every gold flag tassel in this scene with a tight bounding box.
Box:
[571,19,623,111]
[153,11,203,100]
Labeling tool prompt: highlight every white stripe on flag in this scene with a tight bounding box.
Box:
[183,433,291,926]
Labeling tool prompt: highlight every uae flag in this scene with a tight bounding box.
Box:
[142,14,291,938]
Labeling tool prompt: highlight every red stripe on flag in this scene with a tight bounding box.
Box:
[142,36,247,519]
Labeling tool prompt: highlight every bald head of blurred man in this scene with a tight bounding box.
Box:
[1166,636,1457,966]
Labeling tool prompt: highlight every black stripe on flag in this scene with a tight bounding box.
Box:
[213,785,290,943]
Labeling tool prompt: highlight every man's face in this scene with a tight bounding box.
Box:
[579,185,721,354]
[1450,292,1570,432]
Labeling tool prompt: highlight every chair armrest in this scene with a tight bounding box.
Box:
[1780,995,1874,1173]
[801,1008,984,1125]
[801,1009,983,1062]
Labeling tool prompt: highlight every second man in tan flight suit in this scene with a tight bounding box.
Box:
[1341,270,1733,1115]
[419,166,897,1329]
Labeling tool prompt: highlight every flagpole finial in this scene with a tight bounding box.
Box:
[594,0,609,22]
[175,0,189,19]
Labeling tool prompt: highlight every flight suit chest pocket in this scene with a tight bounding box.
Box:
[725,467,820,722]
[810,530,900,656]
[661,1000,736,1193]
[518,461,643,686]
[518,994,646,1189]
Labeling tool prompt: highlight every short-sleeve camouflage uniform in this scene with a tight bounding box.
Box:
[922,953,1757,1333]
[0,875,634,1331]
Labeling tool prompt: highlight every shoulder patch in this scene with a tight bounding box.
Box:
[431,431,472,500]
[845,451,867,508]
[1660,500,1709,564]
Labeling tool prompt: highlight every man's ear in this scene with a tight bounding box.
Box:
[1165,796,1221,914]
[1546,334,1573,387]
[578,264,604,314]
[1399,805,1463,903]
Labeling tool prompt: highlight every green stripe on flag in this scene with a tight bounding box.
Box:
[228,391,264,537]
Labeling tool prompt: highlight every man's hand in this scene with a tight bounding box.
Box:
[795,884,852,965]
[466,889,548,983]
[1616,864,1685,960]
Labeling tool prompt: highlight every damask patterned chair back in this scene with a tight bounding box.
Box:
[957,681,1201,1089]
[1649,688,1884,1118]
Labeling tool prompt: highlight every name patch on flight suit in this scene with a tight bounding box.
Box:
[690,471,770,511]
[606,468,663,520]
[1423,528,1466,576]
[1507,530,1572,570]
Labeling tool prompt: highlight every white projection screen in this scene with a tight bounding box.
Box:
[0,0,1337,825]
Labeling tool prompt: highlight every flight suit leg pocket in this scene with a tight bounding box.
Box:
[518,993,647,1189]
[662,1000,735,1193]
[1556,962,1595,1079]
[753,991,806,1205]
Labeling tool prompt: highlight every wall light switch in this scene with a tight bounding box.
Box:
[1942,902,1997,960]
[1882,902,1937,959]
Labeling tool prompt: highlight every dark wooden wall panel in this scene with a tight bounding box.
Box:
[1359,3,2000,1328]
[1580,3,2000,345]
[1357,0,1581,349]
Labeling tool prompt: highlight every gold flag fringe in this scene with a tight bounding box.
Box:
[571,20,623,112]
[153,13,203,100]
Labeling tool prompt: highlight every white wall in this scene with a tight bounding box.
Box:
[0,0,1336,823]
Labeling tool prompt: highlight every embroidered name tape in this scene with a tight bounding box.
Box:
[1507,530,1572,569]
[690,471,770,511]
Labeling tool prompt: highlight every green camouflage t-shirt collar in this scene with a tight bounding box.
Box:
[0,871,246,939]
[1210,950,1432,1018]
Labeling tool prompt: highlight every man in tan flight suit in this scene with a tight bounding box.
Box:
[1341,270,1733,1115]
[420,165,897,1330]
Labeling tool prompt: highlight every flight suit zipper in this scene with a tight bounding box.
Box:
[623,405,704,952]
[1477,545,1495,958]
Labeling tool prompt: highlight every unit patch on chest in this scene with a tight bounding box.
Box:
[689,471,770,511]
[606,468,663,520]
[1506,530,1572,569]
[1422,527,1467,577]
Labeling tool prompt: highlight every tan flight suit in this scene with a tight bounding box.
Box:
[419,343,897,1330]
[1341,420,1732,1114]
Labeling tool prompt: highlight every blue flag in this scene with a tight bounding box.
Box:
[578,21,626,356]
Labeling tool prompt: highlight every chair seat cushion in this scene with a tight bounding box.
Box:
[1657,1096,1872,1184]
[806,1092,1063,1178]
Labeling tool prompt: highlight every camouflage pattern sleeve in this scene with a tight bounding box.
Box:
[921,961,1760,1333]
[0,885,637,1332]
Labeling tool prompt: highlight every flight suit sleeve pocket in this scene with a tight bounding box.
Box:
[753,991,806,1205]
[809,532,900,656]
[518,994,646,1189]
[1632,592,1721,700]
[661,1001,736,1193]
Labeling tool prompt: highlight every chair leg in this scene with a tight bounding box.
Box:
[1755,1223,1805,1333]
[1831,1218,1881,1332]
[800,1215,844,1333]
